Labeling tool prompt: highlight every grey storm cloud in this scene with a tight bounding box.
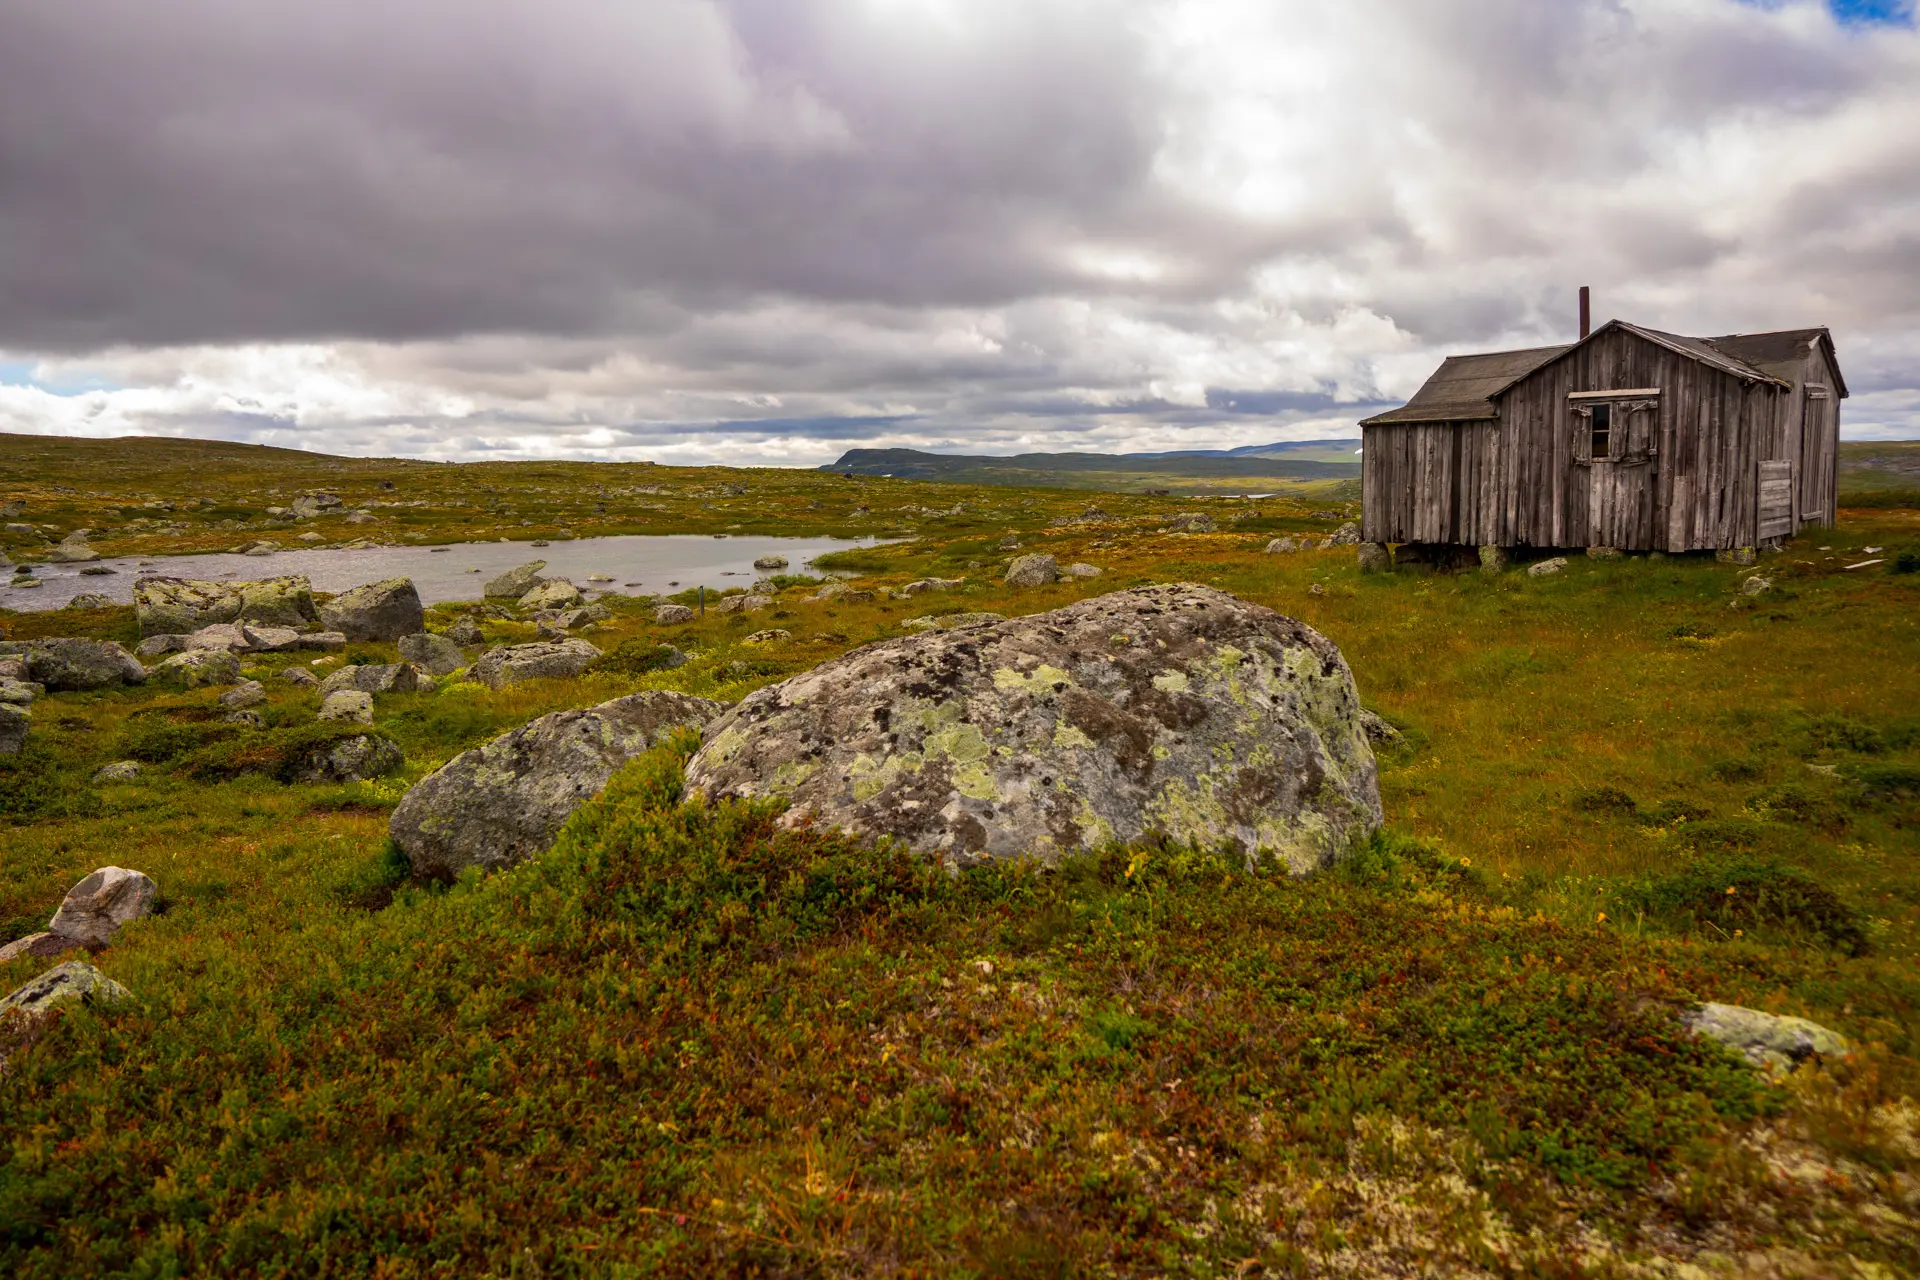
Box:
[1,0,1917,461]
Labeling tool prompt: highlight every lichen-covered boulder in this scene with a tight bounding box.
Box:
[150,648,242,688]
[1265,537,1299,554]
[133,576,243,636]
[65,592,117,610]
[1,961,130,1020]
[485,561,549,599]
[319,578,424,641]
[390,691,724,880]
[398,632,465,676]
[237,576,319,629]
[25,639,147,691]
[519,579,583,611]
[1004,554,1059,588]
[445,617,486,646]
[470,639,602,690]
[653,604,695,624]
[687,583,1382,870]
[318,690,374,724]
[1683,1003,1850,1073]
[46,867,159,948]
[1328,522,1362,546]
[1356,542,1392,573]
[0,702,27,756]
[715,594,772,614]
[319,662,419,697]
[291,734,402,784]
[1165,513,1217,533]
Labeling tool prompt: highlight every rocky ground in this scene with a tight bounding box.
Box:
[1,442,1918,1276]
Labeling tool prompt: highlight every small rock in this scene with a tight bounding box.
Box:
[485,561,548,599]
[78,565,116,576]
[1586,546,1624,561]
[519,579,584,611]
[1165,513,1217,534]
[1359,710,1403,747]
[136,635,187,657]
[1356,543,1392,573]
[753,555,789,570]
[1478,545,1509,574]
[1264,537,1298,554]
[0,961,131,1019]
[743,629,792,645]
[92,761,142,784]
[1327,522,1362,546]
[654,603,696,624]
[218,680,267,710]
[224,708,266,727]
[0,933,80,964]
[997,535,1023,550]
[1527,557,1569,578]
[0,702,28,756]
[1740,575,1773,597]
[240,625,304,653]
[716,594,773,614]
[0,678,38,706]
[398,632,465,676]
[185,622,253,651]
[1004,553,1060,588]
[1683,1002,1848,1073]
[25,639,148,691]
[1716,547,1759,567]
[64,592,117,610]
[318,690,375,725]
[901,612,1005,633]
[293,735,403,784]
[281,668,320,689]
[297,632,347,652]
[444,617,485,646]
[1065,563,1103,579]
[46,866,160,949]
[1307,583,1326,596]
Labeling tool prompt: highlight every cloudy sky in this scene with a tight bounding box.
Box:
[1,0,1915,466]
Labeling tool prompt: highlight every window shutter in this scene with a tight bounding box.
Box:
[1622,399,1658,464]
[1570,404,1594,466]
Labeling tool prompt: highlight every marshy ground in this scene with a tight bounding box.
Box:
[2,434,1917,1276]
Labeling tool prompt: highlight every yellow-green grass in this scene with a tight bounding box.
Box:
[2,440,1918,1273]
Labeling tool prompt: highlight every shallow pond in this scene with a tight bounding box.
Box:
[2,534,883,612]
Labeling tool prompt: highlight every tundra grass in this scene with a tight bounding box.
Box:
[2,439,1918,1272]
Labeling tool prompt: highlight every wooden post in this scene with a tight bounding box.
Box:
[1579,286,1590,340]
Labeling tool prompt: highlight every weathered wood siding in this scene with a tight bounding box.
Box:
[1362,327,1789,551]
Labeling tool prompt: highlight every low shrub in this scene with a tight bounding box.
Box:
[586,639,686,678]
[1572,786,1638,816]
[176,722,397,784]
[1618,857,1871,956]
[0,747,102,823]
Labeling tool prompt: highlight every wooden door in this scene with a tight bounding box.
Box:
[1759,461,1793,541]
[1573,397,1660,548]
[1798,389,1831,526]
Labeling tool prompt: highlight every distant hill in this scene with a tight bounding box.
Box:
[822,442,1362,493]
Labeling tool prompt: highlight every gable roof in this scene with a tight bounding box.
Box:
[1358,344,1571,425]
[1705,328,1848,399]
[1361,318,1828,428]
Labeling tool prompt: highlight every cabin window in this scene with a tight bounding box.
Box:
[1569,390,1660,466]
[1589,402,1613,460]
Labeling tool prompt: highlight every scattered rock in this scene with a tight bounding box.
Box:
[0,933,78,964]
[390,691,725,880]
[0,703,27,756]
[136,635,186,657]
[46,867,160,949]
[484,561,548,599]
[1527,557,1569,578]
[1586,546,1624,561]
[319,663,419,697]
[45,531,102,563]
[92,761,141,784]
[470,639,603,690]
[1065,563,1103,579]
[519,579,583,611]
[1478,545,1509,575]
[292,734,402,784]
[219,680,267,710]
[997,535,1023,550]
[1165,513,1217,533]
[1356,543,1392,573]
[0,678,38,705]
[225,709,265,727]
[133,574,317,636]
[753,555,789,570]
[242,625,305,653]
[444,617,486,646]
[318,690,375,724]
[297,631,347,652]
[78,565,116,576]
[25,639,148,691]
[1683,1003,1849,1073]
[654,603,696,624]
[290,493,344,518]
[398,632,465,676]
[65,592,117,610]
[1004,553,1060,588]
[1716,547,1759,567]
[150,648,242,688]
[1740,575,1773,597]
[1327,522,1362,546]
[1359,710,1403,747]
[281,668,320,689]
[0,961,130,1019]
[744,629,791,645]
[1264,537,1298,554]
[319,578,424,641]
[687,583,1383,870]
[716,594,773,614]
[184,622,253,651]
[238,576,321,628]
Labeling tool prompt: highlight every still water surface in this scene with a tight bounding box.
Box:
[3,534,881,612]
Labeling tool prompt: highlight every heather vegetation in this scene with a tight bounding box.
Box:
[1,435,1917,1275]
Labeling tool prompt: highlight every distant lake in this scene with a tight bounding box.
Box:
[2,534,885,613]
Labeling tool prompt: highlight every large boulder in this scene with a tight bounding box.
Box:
[133,576,243,636]
[0,961,130,1020]
[0,702,27,756]
[25,639,147,691]
[45,867,159,949]
[687,583,1382,870]
[1003,554,1060,588]
[390,691,724,880]
[150,648,242,688]
[319,662,419,697]
[318,690,375,724]
[237,576,319,629]
[470,639,602,690]
[398,632,465,676]
[485,560,548,599]
[519,579,583,611]
[45,531,101,563]
[319,578,424,641]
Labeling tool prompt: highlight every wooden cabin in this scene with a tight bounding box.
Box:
[1359,320,1847,553]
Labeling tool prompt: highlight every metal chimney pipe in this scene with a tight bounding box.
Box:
[1578,286,1591,340]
